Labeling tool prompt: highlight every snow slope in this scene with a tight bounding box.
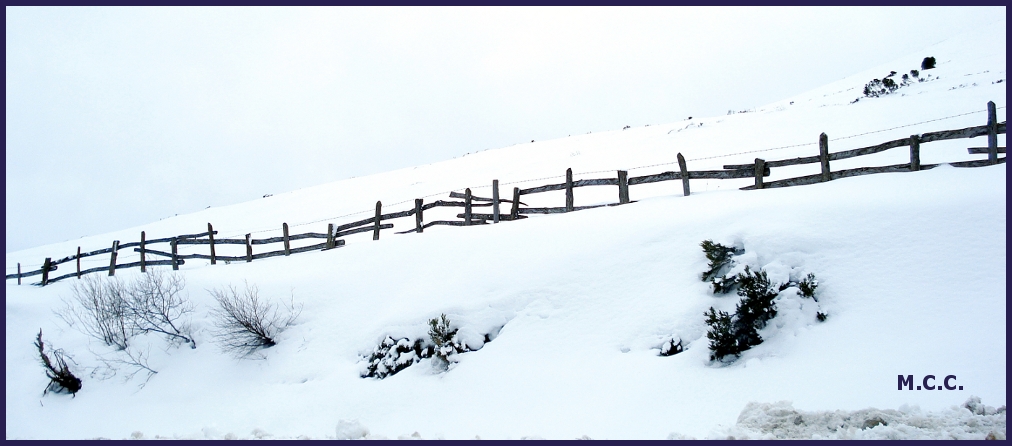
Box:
[5,20,1006,440]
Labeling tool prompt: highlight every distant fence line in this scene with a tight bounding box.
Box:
[7,101,1005,287]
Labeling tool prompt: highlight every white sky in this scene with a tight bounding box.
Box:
[5,6,1004,253]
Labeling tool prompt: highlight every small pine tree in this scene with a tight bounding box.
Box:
[704,308,738,361]
[700,240,742,293]
[798,273,819,299]
[428,314,459,363]
[700,240,735,281]
[735,266,778,329]
[921,57,936,70]
[881,77,898,93]
[704,266,781,362]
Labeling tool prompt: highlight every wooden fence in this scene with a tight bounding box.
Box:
[6,101,1005,287]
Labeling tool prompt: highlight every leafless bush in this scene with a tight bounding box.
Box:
[35,329,82,396]
[126,270,195,348]
[209,282,302,358]
[59,272,195,350]
[93,343,158,385]
[60,275,134,350]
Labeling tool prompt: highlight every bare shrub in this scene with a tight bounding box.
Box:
[209,282,302,358]
[60,272,195,350]
[60,275,134,350]
[35,329,82,396]
[126,270,195,348]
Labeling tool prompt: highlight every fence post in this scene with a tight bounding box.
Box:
[987,101,998,165]
[565,168,574,212]
[208,223,217,264]
[283,223,291,256]
[754,158,766,190]
[677,153,690,196]
[171,239,179,271]
[42,258,52,286]
[617,170,629,204]
[492,180,500,223]
[17,263,21,285]
[245,234,252,262]
[76,246,81,279]
[108,240,120,276]
[373,201,382,240]
[326,223,335,249]
[139,232,146,273]
[415,199,424,233]
[464,188,473,226]
[909,135,921,171]
[511,187,520,220]
[819,133,831,182]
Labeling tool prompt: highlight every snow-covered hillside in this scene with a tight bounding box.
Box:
[5,21,1005,440]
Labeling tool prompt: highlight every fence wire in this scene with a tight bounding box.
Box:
[228,105,1005,239]
[8,105,1006,273]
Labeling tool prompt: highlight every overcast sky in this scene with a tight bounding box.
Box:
[5,6,1003,253]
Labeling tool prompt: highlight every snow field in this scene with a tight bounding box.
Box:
[5,19,1006,440]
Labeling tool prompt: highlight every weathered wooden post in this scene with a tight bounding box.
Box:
[464,188,473,226]
[108,240,120,276]
[139,232,147,273]
[41,258,52,286]
[373,201,382,240]
[677,153,690,196]
[617,170,630,204]
[987,101,998,165]
[510,187,520,220]
[208,223,217,264]
[414,199,424,233]
[283,223,291,256]
[76,246,82,279]
[819,133,831,182]
[565,168,574,212]
[754,158,766,190]
[492,180,501,223]
[245,234,253,262]
[909,135,921,171]
[17,263,21,285]
[326,223,335,249]
[170,239,179,271]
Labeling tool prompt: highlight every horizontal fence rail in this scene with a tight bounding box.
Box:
[7,101,1005,287]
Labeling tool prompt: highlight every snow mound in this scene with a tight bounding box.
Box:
[706,397,1006,440]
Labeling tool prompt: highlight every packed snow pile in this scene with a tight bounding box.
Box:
[697,396,1006,440]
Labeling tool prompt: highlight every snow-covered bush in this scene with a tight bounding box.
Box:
[361,316,500,379]
[659,336,683,356]
[735,266,779,328]
[705,266,780,362]
[428,314,454,350]
[798,273,818,299]
[704,308,739,361]
[700,240,743,293]
[361,336,434,379]
[209,282,302,358]
[428,313,468,367]
[863,78,899,98]
[35,329,82,396]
